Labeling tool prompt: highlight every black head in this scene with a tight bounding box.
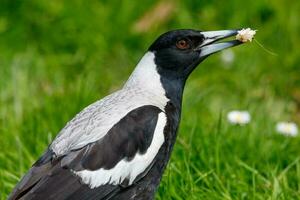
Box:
[149,29,243,81]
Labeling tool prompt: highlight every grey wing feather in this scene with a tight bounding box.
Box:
[50,88,167,156]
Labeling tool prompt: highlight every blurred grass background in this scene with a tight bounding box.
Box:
[1,0,300,199]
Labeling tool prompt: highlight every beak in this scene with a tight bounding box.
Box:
[196,30,243,58]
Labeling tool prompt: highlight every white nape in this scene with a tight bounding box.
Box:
[73,112,167,188]
[124,51,167,102]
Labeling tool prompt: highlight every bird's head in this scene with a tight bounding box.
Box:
[149,29,243,80]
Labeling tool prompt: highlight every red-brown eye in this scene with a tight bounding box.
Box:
[176,39,190,49]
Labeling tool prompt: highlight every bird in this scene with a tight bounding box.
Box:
[9,29,244,200]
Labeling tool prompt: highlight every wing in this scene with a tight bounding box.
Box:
[8,105,166,200]
[51,89,167,156]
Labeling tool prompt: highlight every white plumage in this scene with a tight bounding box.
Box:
[74,112,167,188]
[51,52,169,156]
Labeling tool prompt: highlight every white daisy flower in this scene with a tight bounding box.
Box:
[236,28,256,43]
[227,110,251,125]
[276,122,298,136]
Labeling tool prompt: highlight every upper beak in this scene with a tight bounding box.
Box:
[196,30,243,58]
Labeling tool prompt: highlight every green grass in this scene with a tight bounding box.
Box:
[1,0,300,199]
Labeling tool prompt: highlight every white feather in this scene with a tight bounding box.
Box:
[51,52,169,156]
[73,112,167,188]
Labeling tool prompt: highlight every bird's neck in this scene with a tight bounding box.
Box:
[123,52,184,110]
[160,76,185,110]
[124,52,162,93]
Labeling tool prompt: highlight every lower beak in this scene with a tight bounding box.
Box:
[197,30,243,58]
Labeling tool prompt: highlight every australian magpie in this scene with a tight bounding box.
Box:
[9,29,244,200]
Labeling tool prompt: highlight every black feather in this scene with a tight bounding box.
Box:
[77,105,161,170]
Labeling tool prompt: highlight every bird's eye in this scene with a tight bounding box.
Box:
[176,39,190,50]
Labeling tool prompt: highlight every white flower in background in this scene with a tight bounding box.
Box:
[227,110,251,125]
[276,122,298,136]
[236,28,256,43]
[221,49,235,64]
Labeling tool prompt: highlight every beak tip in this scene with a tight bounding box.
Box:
[198,29,245,58]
